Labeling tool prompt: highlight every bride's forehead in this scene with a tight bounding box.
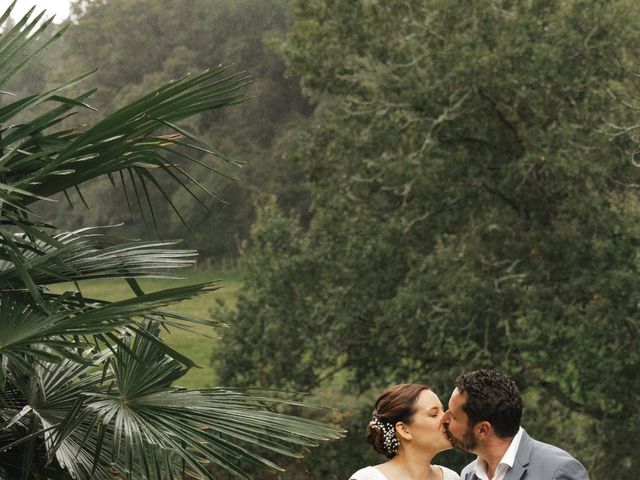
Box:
[415,389,443,408]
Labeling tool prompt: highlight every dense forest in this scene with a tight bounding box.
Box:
[13,0,640,479]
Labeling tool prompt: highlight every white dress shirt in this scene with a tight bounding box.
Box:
[474,427,523,480]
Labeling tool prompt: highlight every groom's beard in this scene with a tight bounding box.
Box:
[444,424,478,452]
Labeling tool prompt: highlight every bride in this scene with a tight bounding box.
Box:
[349,383,459,480]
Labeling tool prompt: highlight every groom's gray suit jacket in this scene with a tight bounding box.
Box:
[460,429,589,480]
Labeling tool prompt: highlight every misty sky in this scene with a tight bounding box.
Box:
[11,0,71,21]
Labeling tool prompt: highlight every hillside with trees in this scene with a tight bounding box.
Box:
[24,0,312,263]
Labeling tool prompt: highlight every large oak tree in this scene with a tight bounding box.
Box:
[217,1,640,477]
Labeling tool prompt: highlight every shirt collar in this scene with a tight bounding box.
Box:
[473,427,524,479]
[501,427,523,467]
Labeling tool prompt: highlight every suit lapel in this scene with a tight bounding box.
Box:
[461,460,479,480]
[503,429,533,480]
[463,470,478,480]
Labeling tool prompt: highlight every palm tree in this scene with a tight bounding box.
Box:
[0,3,342,479]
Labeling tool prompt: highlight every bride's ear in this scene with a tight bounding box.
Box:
[395,421,412,441]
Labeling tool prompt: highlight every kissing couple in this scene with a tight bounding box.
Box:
[349,369,589,480]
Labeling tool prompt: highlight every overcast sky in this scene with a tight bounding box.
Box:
[10,0,71,22]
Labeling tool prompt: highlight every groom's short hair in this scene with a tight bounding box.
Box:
[455,369,522,438]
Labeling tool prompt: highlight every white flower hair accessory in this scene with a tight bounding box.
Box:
[369,416,400,455]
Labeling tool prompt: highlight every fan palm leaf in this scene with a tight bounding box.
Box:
[0,4,343,479]
[76,325,341,479]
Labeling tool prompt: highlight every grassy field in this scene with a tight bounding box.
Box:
[50,269,241,389]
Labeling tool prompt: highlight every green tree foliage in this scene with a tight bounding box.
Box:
[37,0,311,261]
[0,3,341,478]
[216,0,640,477]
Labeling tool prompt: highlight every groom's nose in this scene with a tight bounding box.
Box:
[441,411,450,427]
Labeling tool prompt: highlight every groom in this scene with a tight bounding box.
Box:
[442,369,589,480]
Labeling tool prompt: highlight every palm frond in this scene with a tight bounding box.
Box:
[2,68,250,210]
[75,325,343,479]
[0,2,67,88]
[0,325,343,480]
[0,228,200,287]
[0,226,207,312]
[0,4,343,478]
[0,281,220,370]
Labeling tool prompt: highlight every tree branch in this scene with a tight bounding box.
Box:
[539,380,625,420]
[481,181,524,215]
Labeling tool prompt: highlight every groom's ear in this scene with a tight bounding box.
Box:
[395,421,412,441]
[475,421,492,439]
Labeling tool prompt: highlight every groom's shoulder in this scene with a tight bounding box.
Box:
[525,432,589,478]
[528,433,580,463]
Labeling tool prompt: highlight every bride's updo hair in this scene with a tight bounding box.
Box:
[366,383,430,458]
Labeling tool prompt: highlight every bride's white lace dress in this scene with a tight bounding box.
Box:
[350,465,460,480]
